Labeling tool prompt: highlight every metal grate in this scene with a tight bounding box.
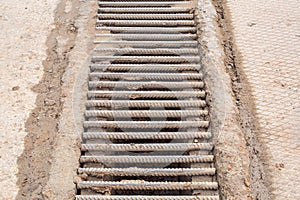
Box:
[76,0,219,199]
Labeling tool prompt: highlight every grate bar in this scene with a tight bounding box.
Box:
[89,72,202,80]
[91,56,200,63]
[98,7,193,13]
[76,195,219,200]
[90,64,201,72]
[95,33,197,41]
[85,110,208,118]
[77,181,218,190]
[86,100,206,108]
[94,41,197,48]
[80,155,214,164]
[83,121,209,129]
[97,20,194,27]
[97,13,194,20]
[89,81,204,89]
[96,26,196,33]
[82,131,211,140]
[81,143,213,151]
[94,47,198,54]
[87,91,206,99]
[78,167,216,177]
[98,1,192,7]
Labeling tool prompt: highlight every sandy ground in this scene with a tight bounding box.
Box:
[224,0,300,199]
[0,0,252,198]
[0,0,59,199]
[0,0,95,199]
[196,0,253,199]
[1,0,298,199]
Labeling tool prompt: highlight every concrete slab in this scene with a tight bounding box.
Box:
[0,1,59,199]
[226,0,300,198]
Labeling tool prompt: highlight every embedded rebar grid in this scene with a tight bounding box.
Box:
[77,0,219,199]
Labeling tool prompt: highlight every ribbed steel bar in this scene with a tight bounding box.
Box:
[96,33,198,40]
[98,1,192,7]
[91,56,200,63]
[98,0,193,1]
[86,100,206,108]
[90,64,201,72]
[97,20,194,27]
[94,41,197,48]
[98,7,192,13]
[82,131,212,140]
[83,121,209,129]
[76,195,219,200]
[89,72,202,80]
[99,0,193,1]
[80,155,214,163]
[97,14,193,20]
[85,110,208,118]
[77,181,218,190]
[94,48,198,54]
[96,27,196,33]
[87,91,206,99]
[89,81,204,89]
[78,167,216,177]
[95,34,197,41]
[81,143,213,151]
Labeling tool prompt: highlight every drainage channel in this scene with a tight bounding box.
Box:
[76,0,219,199]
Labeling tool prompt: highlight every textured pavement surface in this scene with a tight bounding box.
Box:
[226,0,300,198]
[0,0,59,199]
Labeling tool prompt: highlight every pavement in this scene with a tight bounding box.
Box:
[226,0,300,199]
[0,0,59,199]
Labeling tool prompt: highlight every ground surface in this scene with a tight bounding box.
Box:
[225,0,300,199]
[0,0,95,199]
[0,0,59,199]
[0,0,298,199]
